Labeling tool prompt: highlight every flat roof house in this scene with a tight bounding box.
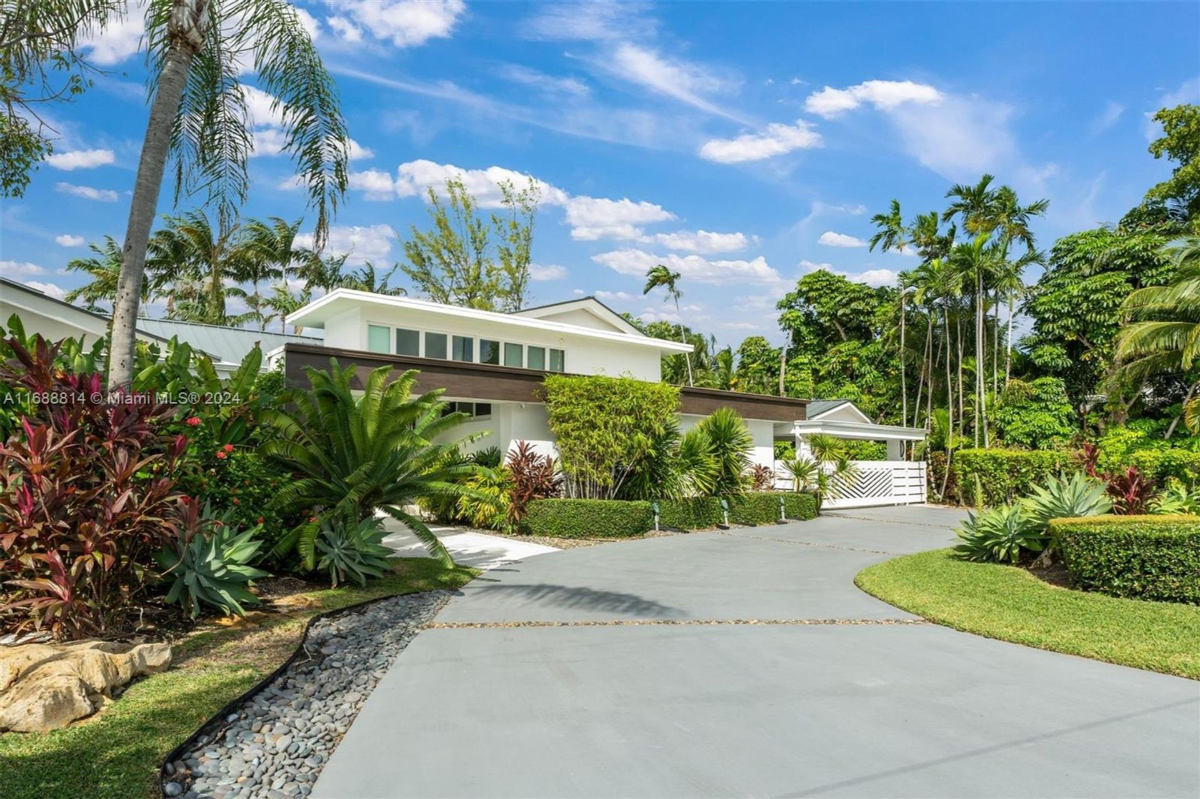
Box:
[276,289,814,471]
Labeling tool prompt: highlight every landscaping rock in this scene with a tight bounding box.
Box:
[0,640,171,733]
[166,591,450,799]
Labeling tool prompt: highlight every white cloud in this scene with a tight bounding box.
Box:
[649,230,750,254]
[804,80,942,118]
[251,128,290,157]
[392,160,567,207]
[243,85,283,128]
[798,259,835,272]
[722,320,759,330]
[605,43,742,121]
[1160,76,1200,108]
[529,263,567,281]
[294,7,322,40]
[23,281,66,300]
[524,1,655,42]
[698,120,821,163]
[593,249,784,287]
[855,269,898,287]
[1,260,48,279]
[500,65,589,97]
[321,0,465,47]
[349,169,398,200]
[1091,101,1124,135]
[818,231,867,248]
[639,309,680,323]
[55,235,86,247]
[348,139,374,160]
[565,196,675,241]
[46,149,115,170]
[294,224,396,265]
[80,1,146,66]
[55,182,118,202]
[595,290,636,301]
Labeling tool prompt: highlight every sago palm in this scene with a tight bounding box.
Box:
[106,0,349,389]
[261,361,481,566]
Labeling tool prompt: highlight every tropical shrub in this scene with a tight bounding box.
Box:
[1105,466,1157,515]
[455,468,511,531]
[952,449,1074,506]
[780,455,819,493]
[658,497,723,530]
[991,377,1077,449]
[315,514,394,588]
[0,336,186,639]
[695,408,752,496]
[262,361,480,566]
[658,491,817,529]
[728,492,789,525]
[748,463,775,491]
[617,420,717,501]
[1130,449,1200,486]
[470,446,504,469]
[1053,516,1200,603]
[1152,483,1200,515]
[521,498,653,539]
[954,503,1044,564]
[782,492,819,521]
[156,500,268,618]
[505,441,562,527]
[543,374,680,499]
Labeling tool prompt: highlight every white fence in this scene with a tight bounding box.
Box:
[775,460,927,509]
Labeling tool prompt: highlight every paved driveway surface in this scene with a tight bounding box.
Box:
[315,506,1200,799]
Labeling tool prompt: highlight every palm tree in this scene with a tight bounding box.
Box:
[239,216,303,330]
[262,361,482,565]
[264,283,311,334]
[64,237,148,311]
[149,209,250,325]
[943,174,999,235]
[336,261,407,295]
[870,200,911,423]
[643,264,694,386]
[1116,239,1200,438]
[949,234,996,446]
[106,0,349,389]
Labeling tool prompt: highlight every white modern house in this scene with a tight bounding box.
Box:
[277,289,929,507]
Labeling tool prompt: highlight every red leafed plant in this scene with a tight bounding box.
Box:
[1105,465,1156,515]
[0,335,187,639]
[749,463,775,492]
[504,441,562,528]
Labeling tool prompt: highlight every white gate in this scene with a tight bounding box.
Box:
[815,460,927,510]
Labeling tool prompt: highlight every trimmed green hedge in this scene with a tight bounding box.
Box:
[1130,449,1200,486]
[522,492,820,537]
[522,499,653,538]
[952,449,1074,507]
[1053,516,1200,604]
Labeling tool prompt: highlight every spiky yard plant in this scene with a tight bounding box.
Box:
[157,500,268,617]
[262,360,481,567]
[1021,471,1113,530]
[954,503,1043,564]
[695,407,753,497]
[314,513,393,588]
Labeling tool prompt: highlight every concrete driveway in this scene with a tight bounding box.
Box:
[315,506,1200,798]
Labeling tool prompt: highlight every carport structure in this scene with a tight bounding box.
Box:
[774,400,928,509]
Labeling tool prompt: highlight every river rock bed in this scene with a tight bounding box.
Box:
[162,592,452,799]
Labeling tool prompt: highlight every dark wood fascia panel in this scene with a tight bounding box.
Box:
[281,343,808,421]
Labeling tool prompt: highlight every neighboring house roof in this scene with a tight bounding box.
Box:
[136,318,323,367]
[806,399,873,424]
[511,296,644,337]
[287,289,692,353]
[0,277,168,346]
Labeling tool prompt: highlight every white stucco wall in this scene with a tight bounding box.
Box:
[324,304,662,381]
[530,307,623,333]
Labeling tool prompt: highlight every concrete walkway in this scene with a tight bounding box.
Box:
[381,519,558,571]
[318,506,1200,798]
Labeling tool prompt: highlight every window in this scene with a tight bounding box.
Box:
[452,335,474,362]
[549,348,565,372]
[396,328,420,357]
[367,325,391,353]
[443,401,492,418]
[527,346,546,370]
[475,402,492,417]
[503,342,523,368]
[425,332,447,359]
[479,339,500,365]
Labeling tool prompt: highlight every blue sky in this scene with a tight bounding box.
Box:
[3,0,1199,343]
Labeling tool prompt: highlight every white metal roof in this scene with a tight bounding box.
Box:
[287,289,692,353]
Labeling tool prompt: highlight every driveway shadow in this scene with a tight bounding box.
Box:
[447,582,685,619]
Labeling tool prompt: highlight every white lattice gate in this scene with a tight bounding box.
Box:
[821,460,927,510]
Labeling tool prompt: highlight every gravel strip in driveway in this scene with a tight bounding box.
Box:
[163,592,452,799]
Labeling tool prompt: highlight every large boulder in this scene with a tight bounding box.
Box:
[0,640,171,733]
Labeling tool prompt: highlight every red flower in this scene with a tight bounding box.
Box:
[223,444,234,453]
[186,417,202,427]
[216,451,227,460]
[257,516,265,524]
[233,498,239,505]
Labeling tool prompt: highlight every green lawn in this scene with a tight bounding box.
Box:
[856,549,1200,680]
[0,558,477,799]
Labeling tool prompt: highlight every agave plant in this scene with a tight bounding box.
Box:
[1151,483,1200,515]
[314,514,394,588]
[157,501,269,618]
[262,361,482,566]
[954,503,1043,564]
[1021,472,1112,530]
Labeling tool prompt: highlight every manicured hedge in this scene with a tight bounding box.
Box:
[1130,449,1200,486]
[952,448,1074,507]
[659,491,819,530]
[1052,516,1200,604]
[521,498,653,538]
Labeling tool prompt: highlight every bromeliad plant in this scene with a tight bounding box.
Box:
[157,500,268,617]
[262,360,481,567]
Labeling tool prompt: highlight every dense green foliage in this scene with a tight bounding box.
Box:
[521,498,654,539]
[156,502,268,618]
[951,449,1073,506]
[990,378,1076,448]
[856,549,1200,678]
[1053,516,1200,604]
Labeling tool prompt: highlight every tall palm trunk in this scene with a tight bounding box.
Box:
[675,296,693,387]
[955,306,965,442]
[107,28,203,389]
[941,305,954,498]
[1005,293,1015,386]
[900,292,907,424]
[992,289,1000,396]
